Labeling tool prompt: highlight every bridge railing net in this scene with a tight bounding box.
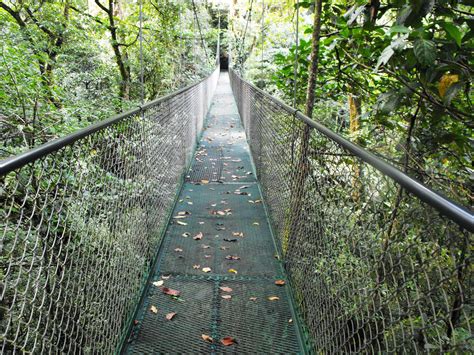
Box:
[229,69,472,353]
[0,67,219,353]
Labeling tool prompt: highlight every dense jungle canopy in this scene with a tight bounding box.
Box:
[0,1,472,353]
[1,0,472,206]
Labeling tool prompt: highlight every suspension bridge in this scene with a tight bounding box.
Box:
[1,53,473,353]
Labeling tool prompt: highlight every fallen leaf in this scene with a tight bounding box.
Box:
[268,296,280,301]
[201,180,210,184]
[173,215,187,219]
[193,264,201,269]
[199,221,205,225]
[225,255,240,260]
[202,334,213,343]
[177,211,191,216]
[232,232,244,238]
[174,248,183,252]
[202,245,210,249]
[161,275,171,280]
[150,305,158,314]
[221,337,237,346]
[187,202,193,205]
[275,280,286,286]
[182,232,191,238]
[221,295,232,300]
[228,268,238,274]
[219,286,233,293]
[165,312,176,320]
[162,287,181,297]
[249,297,257,301]
[152,280,164,287]
[204,255,211,258]
[202,267,212,273]
[176,221,188,226]
[288,318,293,323]
[252,222,259,226]
[193,232,203,240]
[220,246,229,250]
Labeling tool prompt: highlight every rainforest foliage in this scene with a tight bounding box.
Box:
[0,0,218,158]
[230,0,473,206]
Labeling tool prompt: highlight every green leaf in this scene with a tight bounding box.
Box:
[375,45,395,71]
[376,91,403,114]
[413,39,436,66]
[443,82,462,105]
[441,22,463,47]
[389,25,411,34]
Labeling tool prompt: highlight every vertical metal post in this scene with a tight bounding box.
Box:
[139,0,144,104]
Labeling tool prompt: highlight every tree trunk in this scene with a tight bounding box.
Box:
[348,91,361,201]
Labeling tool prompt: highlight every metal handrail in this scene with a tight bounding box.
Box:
[229,68,473,232]
[0,66,219,176]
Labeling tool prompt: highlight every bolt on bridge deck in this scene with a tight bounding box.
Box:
[123,72,304,353]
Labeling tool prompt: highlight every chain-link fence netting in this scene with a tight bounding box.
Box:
[0,67,219,354]
[230,69,473,353]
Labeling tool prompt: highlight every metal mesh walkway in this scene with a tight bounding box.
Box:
[122,72,304,353]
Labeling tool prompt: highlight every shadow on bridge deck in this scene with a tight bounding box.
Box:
[123,72,304,353]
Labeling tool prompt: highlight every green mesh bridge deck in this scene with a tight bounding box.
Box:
[122,73,304,353]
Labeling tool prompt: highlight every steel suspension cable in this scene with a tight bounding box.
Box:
[191,0,210,63]
[237,0,254,71]
[260,0,264,74]
[293,0,299,107]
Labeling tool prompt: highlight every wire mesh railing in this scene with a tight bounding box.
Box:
[229,68,473,353]
[0,66,219,353]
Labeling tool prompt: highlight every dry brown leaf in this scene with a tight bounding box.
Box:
[232,232,244,238]
[173,215,187,219]
[177,211,190,216]
[174,248,183,252]
[275,279,286,286]
[202,334,213,343]
[161,275,171,280]
[201,245,210,249]
[150,305,158,314]
[225,255,240,260]
[249,297,257,301]
[182,232,191,238]
[220,337,237,346]
[193,232,203,240]
[221,295,232,300]
[219,286,233,293]
[252,222,259,225]
[201,179,210,184]
[202,267,212,273]
[220,246,229,250]
[228,268,238,274]
[152,280,164,287]
[162,287,180,296]
[268,296,280,301]
[165,312,176,320]
[176,220,188,226]
[204,255,211,258]
[193,264,201,269]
